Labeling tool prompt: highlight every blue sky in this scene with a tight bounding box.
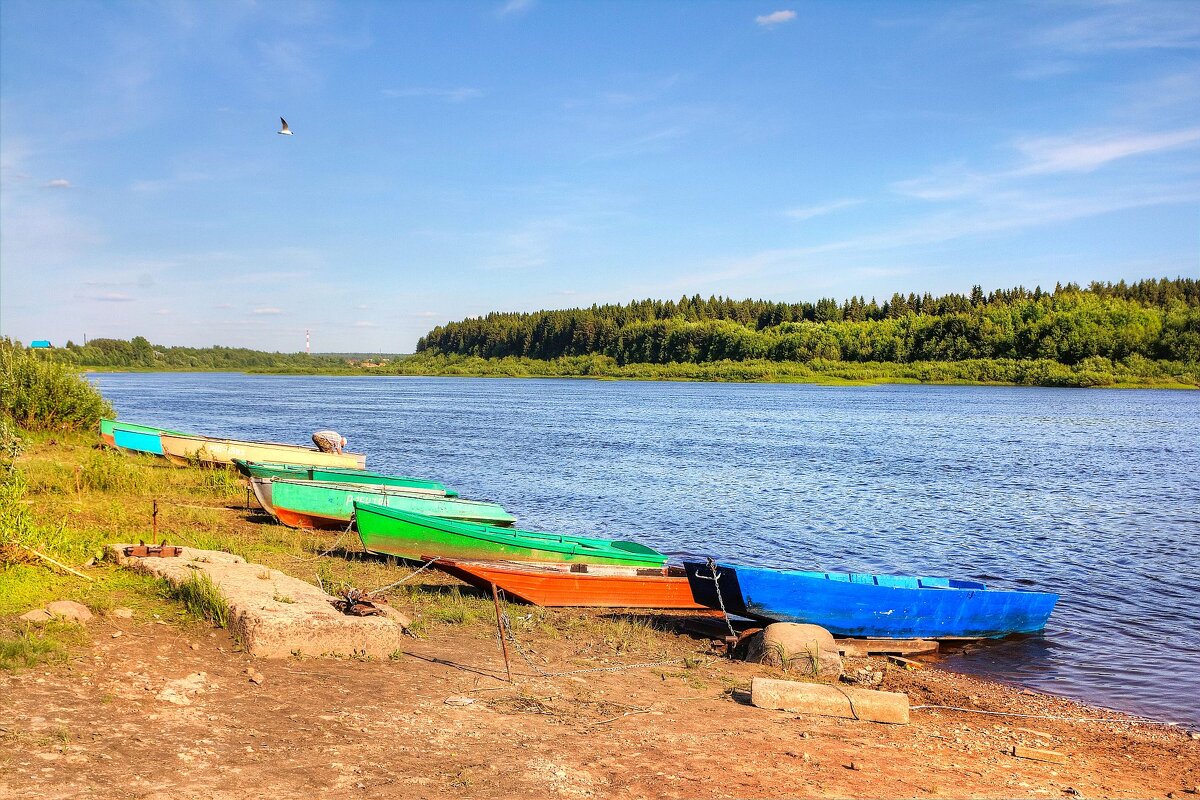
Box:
[2,0,1198,353]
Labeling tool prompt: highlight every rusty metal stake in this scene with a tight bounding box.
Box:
[492,582,512,682]
[152,500,159,540]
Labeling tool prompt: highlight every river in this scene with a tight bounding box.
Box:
[87,372,1200,728]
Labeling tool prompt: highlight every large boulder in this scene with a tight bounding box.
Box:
[744,623,842,678]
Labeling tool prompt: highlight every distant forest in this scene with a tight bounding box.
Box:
[16,277,1199,388]
[54,338,354,372]
[416,278,1200,366]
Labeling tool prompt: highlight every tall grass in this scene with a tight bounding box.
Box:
[80,450,143,493]
[0,469,40,565]
[0,338,114,431]
[163,572,229,627]
[0,418,26,471]
[0,621,86,671]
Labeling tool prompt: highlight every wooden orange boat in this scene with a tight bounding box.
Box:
[427,556,711,609]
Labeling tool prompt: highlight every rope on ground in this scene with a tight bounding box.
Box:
[494,593,680,678]
[366,557,440,596]
[911,704,1181,725]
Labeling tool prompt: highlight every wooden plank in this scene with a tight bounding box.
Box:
[1011,746,1067,764]
[887,655,923,670]
[836,639,939,657]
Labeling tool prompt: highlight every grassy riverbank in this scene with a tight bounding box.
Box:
[0,433,674,658]
[380,353,1200,388]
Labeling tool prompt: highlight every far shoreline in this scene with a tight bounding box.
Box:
[83,364,1199,391]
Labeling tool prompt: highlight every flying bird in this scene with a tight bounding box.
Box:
[277,117,293,136]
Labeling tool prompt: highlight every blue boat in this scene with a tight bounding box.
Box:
[683,561,1058,639]
[101,419,189,457]
[113,427,168,455]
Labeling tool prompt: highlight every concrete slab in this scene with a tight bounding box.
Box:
[108,544,410,659]
[751,676,911,724]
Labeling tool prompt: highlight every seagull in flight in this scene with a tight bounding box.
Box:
[277,117,293,136]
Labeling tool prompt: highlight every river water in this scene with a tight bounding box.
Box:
[87,372,1200,728]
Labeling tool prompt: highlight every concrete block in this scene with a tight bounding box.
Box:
[750,676,910,724]
[108,544,410,659]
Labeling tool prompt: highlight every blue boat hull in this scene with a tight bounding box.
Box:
[112,428,165,456]
[684,562,1058,639]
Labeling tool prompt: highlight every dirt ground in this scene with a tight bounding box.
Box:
[2,596,1196,800]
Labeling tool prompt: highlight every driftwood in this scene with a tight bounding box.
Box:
[22,546,94,582]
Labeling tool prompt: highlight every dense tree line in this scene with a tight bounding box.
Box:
[416,278,1200,366]
[55,337,352,372]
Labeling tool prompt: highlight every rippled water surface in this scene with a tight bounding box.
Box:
[88,373,1200,727]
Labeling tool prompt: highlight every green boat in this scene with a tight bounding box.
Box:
[268,479,515,530]
[354,503,668,567]
[232,459,457,497]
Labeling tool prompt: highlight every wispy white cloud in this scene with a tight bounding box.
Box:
[414,311,439,318]
[93,292,134,303]
[563,74,683,111]
[755,10,796,28]
[1013,128,1200,174]
[891,126,1200,202]
[1031,3,1200,54]
[582,125,692,161]
[498,0,534,17]
[44,179,72,189]
[706,117,1200,296]
[154,308,170,316]
[383,87,482,102]
[891,165,991,200]
[352,321,377,328]
[784,198,862,221]
[482,224,554,270]
[252,307,282,315]
[1014,60,1079,81]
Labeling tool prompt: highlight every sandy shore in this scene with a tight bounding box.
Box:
[2,596,1196,799]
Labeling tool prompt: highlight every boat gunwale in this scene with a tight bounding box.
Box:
[269,478,487,505]
[355,503,666,564]
[354,501,655,553]
[159,432,366,459]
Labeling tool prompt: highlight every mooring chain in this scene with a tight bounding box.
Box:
[318,517,358,557]
[697,557,737,639]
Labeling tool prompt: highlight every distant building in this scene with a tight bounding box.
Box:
[30,340,52,349]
